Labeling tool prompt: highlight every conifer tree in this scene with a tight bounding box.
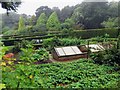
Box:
[46,12,61,31]
[36,13,47,26]
[18,16,25,31]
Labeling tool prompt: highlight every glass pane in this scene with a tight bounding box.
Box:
[71,46,82,54]
[62,47,76,55]
[55,48,65,56]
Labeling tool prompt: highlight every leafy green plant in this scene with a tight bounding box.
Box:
[60,38,81,46]
[92,47,120,66]
[42,36,61,51]
[13,40,34,53]
[19,47,34,63]
[2,59,120,88]
[32,48,49,61]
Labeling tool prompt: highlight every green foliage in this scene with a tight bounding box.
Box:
[92,47,120,66]
[32,48,49,61]
[36,13,47,26]
[19,45,34,63]
[61,18,75,29]
[3,30,16,36]
[18,16,25,31]
[71,6,84,29]
[60,38,82,46]
[20,47,49,63]
[43,36,61,51]
[0,46,9,60]
[29,15,36,26]
[46,12,61,31]
[70,29,118,39]
[2,26,10,34]
[13,40,33,53]
[117,35,120,49]
[101,17,118,28]
[2,59,120,88]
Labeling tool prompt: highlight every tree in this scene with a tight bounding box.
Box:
[61,18,75,29]
[0,1,21,14]
[71,6,85,29]
[36,13,47,26]
[18,16,25,31]
[35,6,53,20]
[52,7,61,20]
[101,17,118,28]
[35,13,47,32]
[28,15,36,26]
[46,12,61,31]
[2,12,20,28]
[60,6,75,22]
[72,1,109,29]
[108,1,118,18]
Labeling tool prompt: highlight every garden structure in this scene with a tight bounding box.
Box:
[85,44,105,53]
[52,46,88,61]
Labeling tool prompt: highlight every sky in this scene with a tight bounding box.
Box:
[0,0,119,15]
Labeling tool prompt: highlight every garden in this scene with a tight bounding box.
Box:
[1,33,120,88]
[1,1,120,89]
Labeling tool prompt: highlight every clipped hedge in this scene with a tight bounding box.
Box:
[70,28,118,39]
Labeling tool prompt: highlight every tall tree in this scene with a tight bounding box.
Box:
[52,7,61,20]
[35,6,53,20]
[46,12,61,31]
[82,2,109,29]
[36,13,47,26]
[18,16,25,31]
[60,6,75,22]
[61,18,75,29]
[108,1,118,18]
[101,17,118,28]
[2,12,20,28]
[71,6,85,29]
[29,15,36,26]
[0,1,21,14]
[35,13,48,32]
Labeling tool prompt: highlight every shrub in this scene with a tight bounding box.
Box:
[60,38,82,46]
[32,48,49,61]
[92,47,120,66]
[42,36,61,51]
[70,28,118,39]
[13,40,34,53]
[19,45,49,63]
[19,47,34,63]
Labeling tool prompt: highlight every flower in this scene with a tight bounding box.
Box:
[0,62,6,66]
[3,53,14,60]
[29,75,33,79]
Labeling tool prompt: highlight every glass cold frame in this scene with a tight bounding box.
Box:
[55,46,83,56]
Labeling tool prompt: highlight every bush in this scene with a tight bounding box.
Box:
[60,38,82,46]
[70,28,118,39]
[32,48,49,61]
[3,30,16,36]
[13,40,34,53]
[42,36,61,51]
[92,47,120,66]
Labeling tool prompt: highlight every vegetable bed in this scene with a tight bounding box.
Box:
[2,59,120,88]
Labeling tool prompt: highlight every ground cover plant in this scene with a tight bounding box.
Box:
[2,59,120,88]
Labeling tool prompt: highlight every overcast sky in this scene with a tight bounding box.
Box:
[0,0,119,15]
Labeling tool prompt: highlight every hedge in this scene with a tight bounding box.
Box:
[69,28,118,39]
[2,28,118,40]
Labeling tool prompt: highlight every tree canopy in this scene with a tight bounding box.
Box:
[18,16,25,31]
[46,12,61,31]
[0,1,21,14]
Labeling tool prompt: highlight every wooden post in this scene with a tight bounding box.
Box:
[87,40,90,59]
[117,27,120,49]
